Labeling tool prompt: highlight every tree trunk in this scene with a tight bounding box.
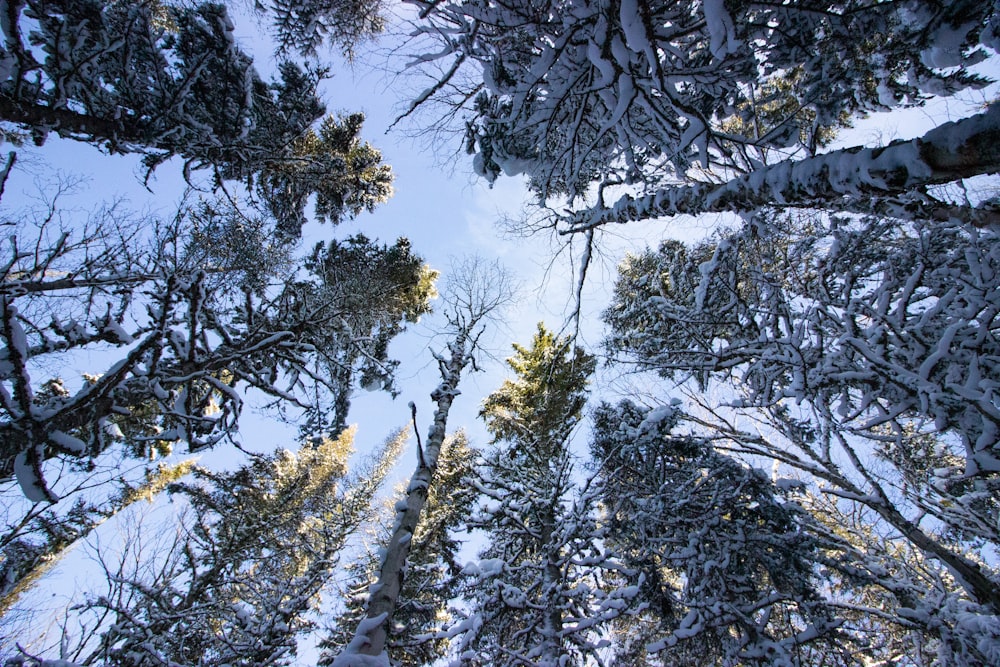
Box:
[567,103,1000,232]
[0,96,132,148]
[332,333,472,666]
[539,504,564,666]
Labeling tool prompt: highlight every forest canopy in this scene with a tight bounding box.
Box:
[1,1,999,666]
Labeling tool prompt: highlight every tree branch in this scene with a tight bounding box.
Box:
[565,104,1000,233]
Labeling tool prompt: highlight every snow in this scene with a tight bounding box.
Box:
[462,558,505,578]
[774,478,807,492]
[955,611,1000,663]
[639,404,675,432]
[101,317,134,344]
[619,0,652,59]
[695,240,728,310]
[5,0,1000,663]
[329,654,390,667]
[702,0,738,60]
[330,612,391,667]
[571,102,1000,231]
[14,446,55,503]
[587,40,616,88]
[7,304,27,360]
[876,81,897,107]
[921,20,976,69]
[48,429,87,454]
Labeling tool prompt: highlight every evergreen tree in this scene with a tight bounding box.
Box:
[798,488,990,665]
[291,234,439,437]
[0,2,392,238]
[591,399,846,665]
[601,210,1000,662]
[253,0,388,57]
[449,324,629,665]
[406,0,1000,231]
[0,458,194,621]
[69,426,408,666]
[331,257,516,667]
[0,198,435,501]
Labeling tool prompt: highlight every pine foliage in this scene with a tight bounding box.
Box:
[591,400,846,665]
[452,324,629,665]
[0,2,392,239]
[73,426,406,666]
[0,202,435,500]
[601,211,1000,664]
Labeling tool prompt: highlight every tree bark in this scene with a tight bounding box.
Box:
[566,103,1000,232]
[332,333,472,665]
[0,95,133,148]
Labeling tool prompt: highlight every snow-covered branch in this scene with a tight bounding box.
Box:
[565,103,1000,232]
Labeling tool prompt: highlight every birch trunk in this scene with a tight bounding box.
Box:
[332,333,472,665]
[331,256,515,667]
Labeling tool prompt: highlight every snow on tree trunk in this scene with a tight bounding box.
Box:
[567,103,1000,232]
[333,257,516,666]
[333,334,471,665]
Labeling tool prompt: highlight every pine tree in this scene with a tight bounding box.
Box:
[253,0,387,57]
[591,399,845,665]
[601,210,1000,662]
[291,235,438,437]
[0,3,393,239]
[0,459,194,621]
[330,257,516,667]
[449,324,629,665]
[405,0,1000,231]
[0,198,435,500]
[70,426,407,666]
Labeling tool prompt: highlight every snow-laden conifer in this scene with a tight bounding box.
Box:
[602,210,1000,664]
[0,2,393,238]
[444,324,633,665]
[330,257,516,667]
[0,196,435,501]
[405,0,999,231]
[591,399,845,665]
[62,426,407,666]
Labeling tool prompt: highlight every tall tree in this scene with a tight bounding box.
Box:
[591,399,846,665]
[292,234,439,437]
[319,431,478,667]
[253,0,387,57]
[796,487,993,665]
[0,192,435,502]
[405,0,999,231]
[448,324,631,666]
[0,2,393,238]
[331,257,517,667]
[54,426,408,666]
[0,458,194,621]
[602,210,1000,662]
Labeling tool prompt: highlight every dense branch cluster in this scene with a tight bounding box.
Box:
[600,210,1000,662]
[406,0,1000,230]
[0,199,434,503]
